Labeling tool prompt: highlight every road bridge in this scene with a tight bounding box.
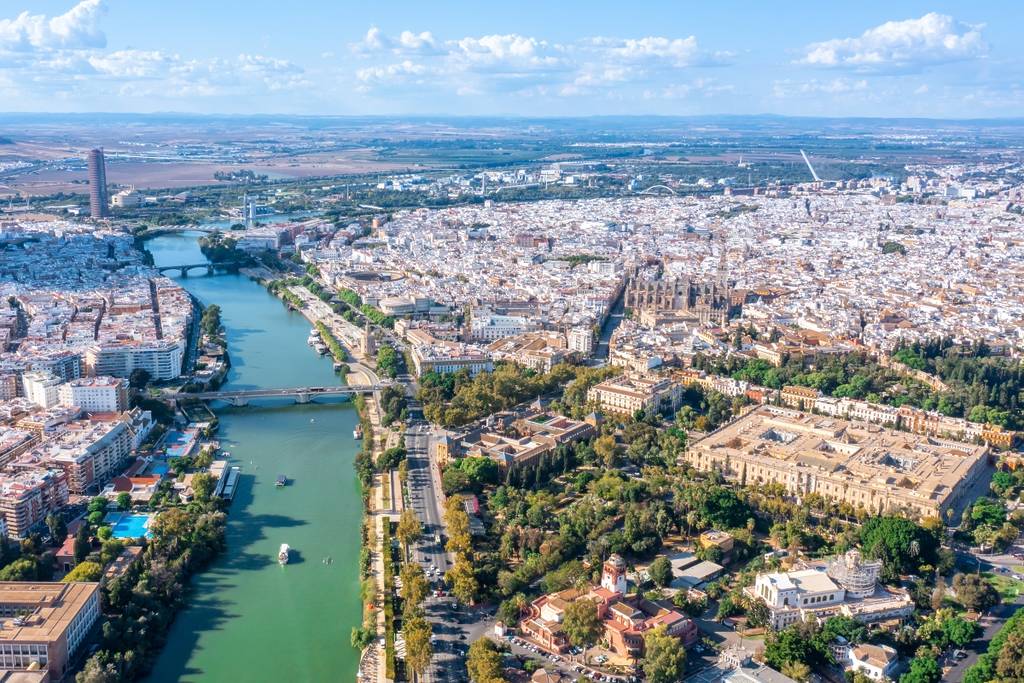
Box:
[167,384,387,406]
[156,261,248,277]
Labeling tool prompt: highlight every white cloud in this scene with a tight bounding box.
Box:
[350,26,442,56]
[397,30,440,55]
[89,50,171,78]
[356,60,431,86]
[10,45,309,102]
[349,27,729,99]
[799,13,986,70]
[0,0,106,51]
[171,54,308,93]
[772,78,869,99]
[642,78,734,100]
[594,36,699,66]
[449,34,563,72]
[353,26,386,53]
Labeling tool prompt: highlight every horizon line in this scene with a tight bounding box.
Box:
[2,111,1024,124]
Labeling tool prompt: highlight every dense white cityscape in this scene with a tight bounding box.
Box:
[307,186,1024,375]
[2,1,1024,682]
[0,145,1023,683]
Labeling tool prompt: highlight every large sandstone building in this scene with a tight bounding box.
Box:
[683,405,991,519]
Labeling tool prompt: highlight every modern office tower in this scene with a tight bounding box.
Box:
[87,148,109,219]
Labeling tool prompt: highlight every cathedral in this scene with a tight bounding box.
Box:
[624,274,741,326]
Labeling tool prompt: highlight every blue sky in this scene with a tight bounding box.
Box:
[1,1,1021,117]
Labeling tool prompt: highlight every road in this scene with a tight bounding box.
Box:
[404,420,460,682]
[944,594,1023,681]
[942,541,1024,681]
[595,288,625,360]
[286,285,384,385]
[166,385,383,400]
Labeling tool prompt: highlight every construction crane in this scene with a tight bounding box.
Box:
[800,149,822,183]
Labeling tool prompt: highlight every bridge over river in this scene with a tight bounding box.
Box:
[156,260,249,276]
[166,384,388,406]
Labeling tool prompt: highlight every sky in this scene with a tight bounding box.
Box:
[0,0,1021,118]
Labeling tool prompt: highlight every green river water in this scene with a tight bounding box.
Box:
[144,232,362,682]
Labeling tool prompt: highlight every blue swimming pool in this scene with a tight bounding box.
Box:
[104,512,153,539]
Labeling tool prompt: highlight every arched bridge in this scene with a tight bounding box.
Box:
[637,184,678,196]
[156,261,248,277]
[167,384,387,406]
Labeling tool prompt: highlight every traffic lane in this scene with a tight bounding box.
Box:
[944,596,1024,682]
[425,598,469,682]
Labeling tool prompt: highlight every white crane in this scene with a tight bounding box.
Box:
[800,149,822,183]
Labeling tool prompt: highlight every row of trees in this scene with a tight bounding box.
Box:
[352,395,376,497]
[376,345,400,378]
[197,232,248,263]
[443,496,480,605]
[964,604,1024,683]
[265,278,305,309]
[378,384,407,426]
[315,321,349,363]
[419,363,589,427]
[698,340,1023,429]
[394,509,432,679]
[199,304,222,338]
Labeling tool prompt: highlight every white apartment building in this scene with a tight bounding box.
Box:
[85,340,184,381]
[21,372,62,409]
[410,343,493,378]
[28,419,133,494]
[30,352,82,382]
[470,311,539,342]
[58,376,128,413]
[568,327,594,356]
[0,469,69,538]
[0,373,19,401]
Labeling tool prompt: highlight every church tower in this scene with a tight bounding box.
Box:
[601,554,627,595]
[360,318,375,357]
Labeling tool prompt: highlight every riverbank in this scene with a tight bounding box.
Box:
[143,231,363,682]
[353,390,406,683]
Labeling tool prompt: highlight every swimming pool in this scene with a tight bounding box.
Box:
[104,512,154,539]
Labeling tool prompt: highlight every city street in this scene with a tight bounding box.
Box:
[404,420,459,681]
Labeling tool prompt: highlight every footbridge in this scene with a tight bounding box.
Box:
[156,261,248,277]
[167,384,387,406]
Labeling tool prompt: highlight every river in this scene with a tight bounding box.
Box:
[143,232,363,682]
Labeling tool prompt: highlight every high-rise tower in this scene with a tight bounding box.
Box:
[87,149,109,219]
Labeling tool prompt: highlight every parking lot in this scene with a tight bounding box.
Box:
[501,634,639,683]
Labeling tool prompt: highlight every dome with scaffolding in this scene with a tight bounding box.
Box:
[826,549,881,598]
